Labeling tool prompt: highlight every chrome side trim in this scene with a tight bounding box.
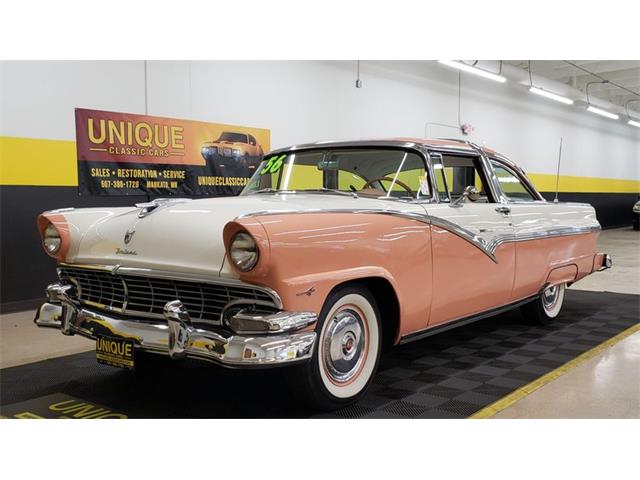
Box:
[237,208,600,265]
[429,216,499,263]
[237,208,432,225]
[399,294,539,345]
[58,262,283,310]
[430,219,601,264]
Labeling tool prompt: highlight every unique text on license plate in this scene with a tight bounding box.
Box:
[96,336,135,370]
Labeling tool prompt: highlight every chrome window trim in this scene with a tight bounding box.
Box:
[469,143,505,204]
[249,144,438,203]
[426,146,499,204]
[57,262,283,310]
[489,157,545,202]
[426,152,451,203]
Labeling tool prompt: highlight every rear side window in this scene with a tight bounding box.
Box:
[491,161,536,202]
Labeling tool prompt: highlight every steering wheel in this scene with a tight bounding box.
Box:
[361,176,414,194]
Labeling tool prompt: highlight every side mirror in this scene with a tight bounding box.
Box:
[451,185,480,207]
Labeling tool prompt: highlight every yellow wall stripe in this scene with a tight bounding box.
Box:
[1,135,639,192]
[469,323,640,419]
[1,136,77,186]
[528,173,640,194]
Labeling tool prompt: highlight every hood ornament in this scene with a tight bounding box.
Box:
[124,228,135,244]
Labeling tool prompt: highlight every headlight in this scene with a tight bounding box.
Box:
[229,232,259,271]
[43,223,61,254]
[232,149,241,156]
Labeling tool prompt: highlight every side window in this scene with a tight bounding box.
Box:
[491,161,536,202]
[439,154,493,203]
[248,134,256,146]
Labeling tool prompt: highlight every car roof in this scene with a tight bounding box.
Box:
[270,137,497,156]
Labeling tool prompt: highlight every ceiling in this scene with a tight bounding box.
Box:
[505,61,640,115]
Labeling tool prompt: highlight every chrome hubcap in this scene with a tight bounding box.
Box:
[323,310,365,383]
[542,285,559,311]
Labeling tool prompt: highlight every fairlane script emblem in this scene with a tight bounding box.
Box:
[296,286,316,297]
[124,229,135,244]
[116,248,138,255]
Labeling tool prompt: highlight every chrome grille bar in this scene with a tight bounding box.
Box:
[58,266,278,326]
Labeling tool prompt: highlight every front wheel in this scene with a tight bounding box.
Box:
[521,283,566,325]
[292,285,381,411]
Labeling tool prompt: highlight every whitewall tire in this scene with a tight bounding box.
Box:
[292,285,381,410]
[521,283,566,324]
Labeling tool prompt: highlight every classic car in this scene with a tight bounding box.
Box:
[201,131,264,160]
[201,131,264,177]
[35,138,612,409]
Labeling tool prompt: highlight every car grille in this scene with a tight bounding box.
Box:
[58,266,278,327]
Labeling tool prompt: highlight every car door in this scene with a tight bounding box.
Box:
[424,151,516,327]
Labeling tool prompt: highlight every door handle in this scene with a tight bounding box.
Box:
[495,206,511,214]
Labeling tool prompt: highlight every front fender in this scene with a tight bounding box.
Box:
[230,212,433,336]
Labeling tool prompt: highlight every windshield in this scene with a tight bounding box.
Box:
[218,132,248,143]
[241,148,428,199]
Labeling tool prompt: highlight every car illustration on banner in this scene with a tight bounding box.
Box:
[201,131,264,175]
[34,138,612,410]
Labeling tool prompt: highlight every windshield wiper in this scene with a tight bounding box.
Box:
[304,188,358,198]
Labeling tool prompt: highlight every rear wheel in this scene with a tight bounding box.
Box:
[292,285,381,410]
[521,283,566,325]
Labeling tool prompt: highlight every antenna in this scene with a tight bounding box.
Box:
[553,137,563,203]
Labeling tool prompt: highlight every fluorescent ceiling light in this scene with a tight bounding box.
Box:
[586,105,619,120]
[529,87,574,105]
[438,60,507,83]
[627,119,640,128]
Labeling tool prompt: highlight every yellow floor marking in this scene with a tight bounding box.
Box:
[469,322,640,419]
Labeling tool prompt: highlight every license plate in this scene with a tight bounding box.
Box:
[96,335,135,370]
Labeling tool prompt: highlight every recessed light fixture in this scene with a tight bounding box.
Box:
[586,105,619,120]
[628,119,640,128]
[529,86,574,105]
[438,60,507,83]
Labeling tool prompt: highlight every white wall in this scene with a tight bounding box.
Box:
[1,60,638,180]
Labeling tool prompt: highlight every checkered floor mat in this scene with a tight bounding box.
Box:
[1,290,638,418]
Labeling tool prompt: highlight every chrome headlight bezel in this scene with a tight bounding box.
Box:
[229,232,259,272]
[43,223,62,254]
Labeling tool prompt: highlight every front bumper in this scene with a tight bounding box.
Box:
[35,283,317,368]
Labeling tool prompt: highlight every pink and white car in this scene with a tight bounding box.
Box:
[35,138,611,409]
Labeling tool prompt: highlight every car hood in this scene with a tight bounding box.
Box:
[203,140,243,147]
[60,194,426,278]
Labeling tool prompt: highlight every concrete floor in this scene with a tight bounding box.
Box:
[494,226,640,418]
[0,227,638,417]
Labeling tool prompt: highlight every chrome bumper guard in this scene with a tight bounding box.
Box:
[594,252,613,272]
[34,283,317,368]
